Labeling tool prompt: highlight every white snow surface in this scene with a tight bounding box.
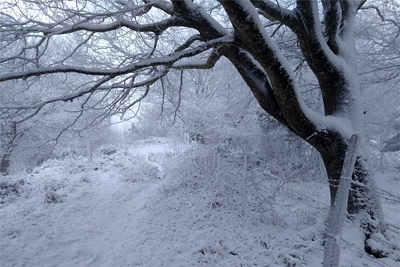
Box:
[0,138,399,267]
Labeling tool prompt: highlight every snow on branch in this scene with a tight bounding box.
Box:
[115,0,152,16]
[2,75,113,117]
[98,67,169,90]
[0,35,235,83]
[5,16,188,36]
[250,0,297,26]
[172,49,222,69]
[175,34,204,52]
[1,69,168,125]
[143,0,175,15]
[322,1,342,54]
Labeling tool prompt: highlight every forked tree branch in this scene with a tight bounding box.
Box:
[251,0,297,26]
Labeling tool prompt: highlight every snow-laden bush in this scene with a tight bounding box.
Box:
[93,144,162,181]
[161,143,328,228]
[134,142,329,266]
[94,144,118,157]
[120,154,160,182]
[93,145,129,169]
[44,190,63,203]
[0,179,25,204]
[35,158,65,172]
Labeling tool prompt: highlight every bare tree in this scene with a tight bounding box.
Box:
[0,0,397,254]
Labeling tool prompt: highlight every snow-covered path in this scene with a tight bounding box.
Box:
[24,181,159,267]
[0,141,173,267]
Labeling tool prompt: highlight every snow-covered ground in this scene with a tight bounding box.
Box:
[0,138,399,267]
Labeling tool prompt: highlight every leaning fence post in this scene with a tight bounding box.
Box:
[323,134,360,267]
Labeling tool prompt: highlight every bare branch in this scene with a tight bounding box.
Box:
[172,70,184,124]
[4,16,188,36]
[120,84,151,115]
[172,49,222,69]
[5,75,114,122]
[360,5,400,30]
[175,34,203,52]
[0,35,235,82]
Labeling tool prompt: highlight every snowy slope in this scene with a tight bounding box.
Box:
[0,138,399,267]
[1,139,171,267]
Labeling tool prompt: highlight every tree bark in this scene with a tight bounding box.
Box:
[1,121,16,176]
[85,135,93,164]
[348,152,386,234]
[0,153,11,175]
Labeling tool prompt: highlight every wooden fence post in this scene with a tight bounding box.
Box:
[323,134,360,267]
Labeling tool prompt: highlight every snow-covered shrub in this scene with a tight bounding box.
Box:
[36,158,65,172]
[64,156,88,174]
[162,144,277,224]
[120,155,160,182]
[160,138,329,238]
[277,252,304,267]
[93,146,128,171]
[59,149,77,159]
[44,190,63,203]
[138,163,159,179]
[42,177,74,203]
[293,208,319,226]
[79,174,92,183]
[94,144,118,157]
[143,142,323,265]
[162,145,217,192]
[110,152,160,182]
[195,245,224,265]
[0,179,24,203]
[0,180,23,197]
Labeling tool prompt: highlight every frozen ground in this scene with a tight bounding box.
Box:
[0,138,399,267]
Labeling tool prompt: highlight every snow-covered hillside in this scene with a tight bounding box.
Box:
[0,138,399,267]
